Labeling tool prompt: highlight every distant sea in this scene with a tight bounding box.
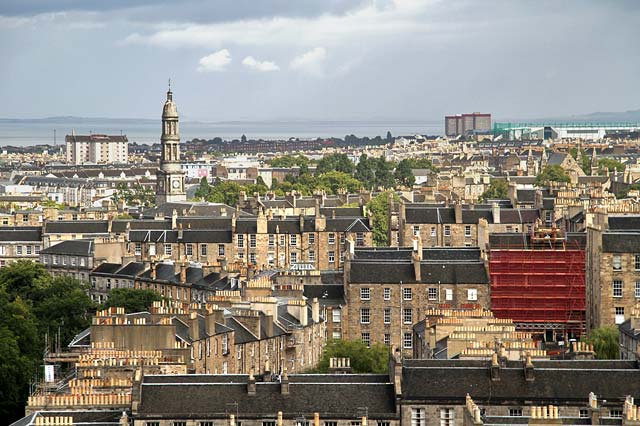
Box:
[0,118,443,147]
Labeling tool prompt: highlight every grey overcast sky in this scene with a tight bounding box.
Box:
[0,0,639,121]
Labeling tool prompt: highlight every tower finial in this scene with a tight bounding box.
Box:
[168,78,171,91]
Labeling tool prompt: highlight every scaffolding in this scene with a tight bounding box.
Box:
[489,227,586,339]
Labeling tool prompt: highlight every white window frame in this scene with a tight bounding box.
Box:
[467,288,478,301]
[360,287,371,300]
[613,280,623,298]
[404,287,412,301]
[360,308,370,324]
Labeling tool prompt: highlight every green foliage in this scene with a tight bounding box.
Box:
[569,147,591,175]
[355,154,376,189]
[100,288,163,313]
[616,182,640,199]
[598,158,625,173]
[394,159,416,188]
[582,326,619,359]
[315,153,354,175]
[30,275,94,348]
[114,183,155,207]
[312,339,389,374]
[354,155,398,190]
[268,155,310,170]
[0,261,96,421]
[366,191,397,246]
[196,178,269,205]
[41,199,66,209]
[480,180,509,202]
[399,157,438,171]
[535,165,571,185]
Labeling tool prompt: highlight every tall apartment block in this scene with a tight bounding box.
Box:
[65,132,128,165]
[445,112,492,137]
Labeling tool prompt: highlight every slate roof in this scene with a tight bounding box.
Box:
[602,232,640,253]
[40,239,93,256]
[405,206,456,224]
[348,247,488,284]
[489,232,586,250]
[137,375,397,420]
[91,262,123,274]
[608,216,640,230]
[401,359,640,404]
[547,152,568,166]
[115,262,147,277]
[0,226,41,242]
[516,189,536,203]
[304,284,345,306]
[44,220,109,234]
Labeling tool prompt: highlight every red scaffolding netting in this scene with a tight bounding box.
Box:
[489,243,585,336]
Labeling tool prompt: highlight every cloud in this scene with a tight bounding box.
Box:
[0,11,104,29]
[121,1,435,48]
[196,49,231,72]
[290,47,327,76]
[242,56,279,72]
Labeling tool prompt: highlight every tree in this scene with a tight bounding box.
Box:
[100,288,163,313]
[401,157,437,171]
[315,153,354,175]
[203,179,244,206]
[582,326,619,359]
[366,191,397,246]
[0,262,95,421]
[394,159,416,188]
[598,158,625,173]
[316,171,363,194]
[373,156,396,189]
[536,165,571,185]
[0,260,48,301]
[194,176,212,200]
[30,275,95,349]
[312,339,388,374]
[480,180,509,202]
[355,154,376,189]
[569,147,591,174]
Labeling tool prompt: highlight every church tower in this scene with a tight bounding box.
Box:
[156,83,186,205]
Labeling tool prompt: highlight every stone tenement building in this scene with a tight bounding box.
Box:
[18,356,640,426]
[620,306,640,361]
[125,209,371,272]
[396,201,539,249]
[587,212,640,329]
[53,294,323,378]
[412,308,548,360]
[342,239,489,356]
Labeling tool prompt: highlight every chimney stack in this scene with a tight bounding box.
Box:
[312,297,320,323]
[171,209,178,229]
[492,202,500,224]
[524,353,534,382]
[247,370,256,396]
[490,353,500,381]
[150,260,157,280]
[281,369,290,395]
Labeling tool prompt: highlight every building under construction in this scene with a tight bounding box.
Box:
[488,226,586,342]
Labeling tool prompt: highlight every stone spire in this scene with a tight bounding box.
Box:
[591,147,599,176]
[156,82,186,205]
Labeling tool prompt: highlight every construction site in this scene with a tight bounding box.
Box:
[488,225,586,344]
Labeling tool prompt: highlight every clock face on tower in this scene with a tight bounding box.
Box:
[172,179,180,189]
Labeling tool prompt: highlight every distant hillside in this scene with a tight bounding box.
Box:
[570,109,640,122]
